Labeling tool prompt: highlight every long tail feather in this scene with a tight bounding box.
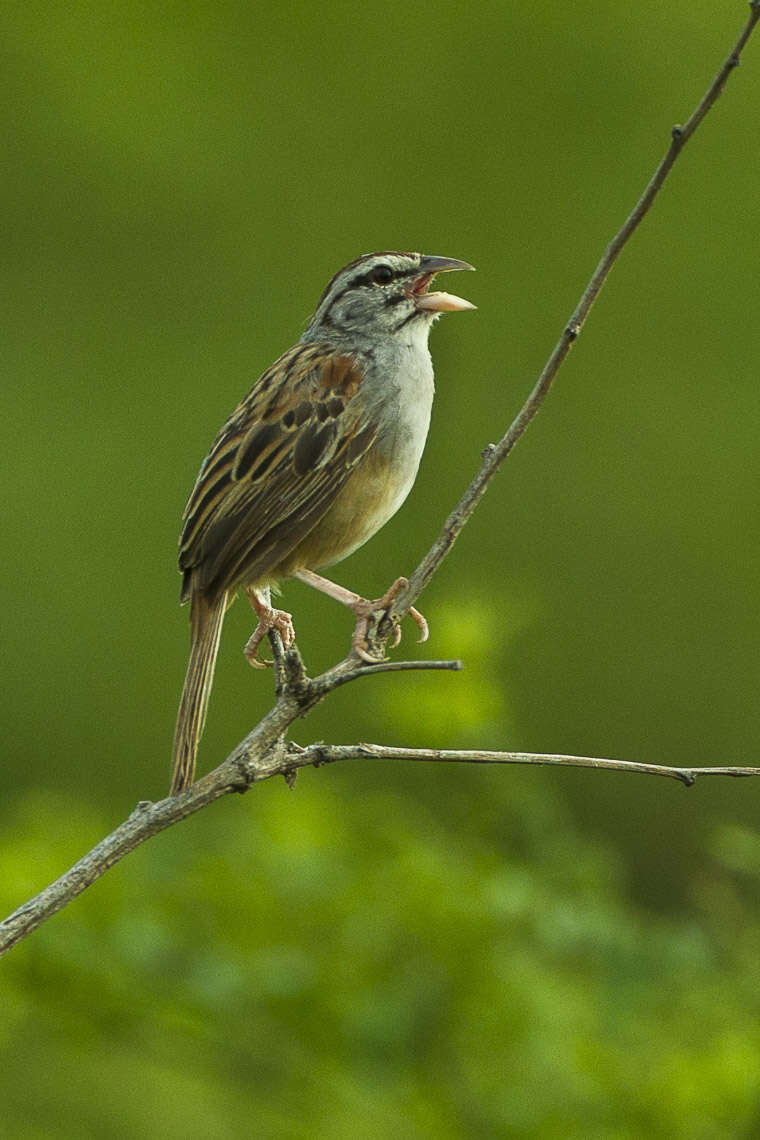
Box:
[170,589,227,794]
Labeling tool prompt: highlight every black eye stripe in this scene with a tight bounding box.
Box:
[320,262,420,311]
[313,251,419,311]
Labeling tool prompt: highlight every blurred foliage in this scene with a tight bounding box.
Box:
[2,2,760,1136]
[3,786,760,1138]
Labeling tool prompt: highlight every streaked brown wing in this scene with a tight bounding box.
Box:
[178,344,376,601]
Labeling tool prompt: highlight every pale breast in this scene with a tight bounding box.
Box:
[282,337,435,574]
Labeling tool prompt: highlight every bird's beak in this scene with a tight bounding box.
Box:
[413,255,476,312]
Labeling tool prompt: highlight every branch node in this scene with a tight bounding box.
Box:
[125,800,155,823]
[302,742,328,768]
[671,123,684,139]
[282,647,313,703]
[565,321,581,341]
[481,443,496,461]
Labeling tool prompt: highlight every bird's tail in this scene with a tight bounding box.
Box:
[170,589,227,795]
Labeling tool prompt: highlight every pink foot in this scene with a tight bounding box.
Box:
[243,597,295,668]
[349,577,429,663]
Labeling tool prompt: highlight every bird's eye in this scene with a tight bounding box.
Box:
[370,264,393,286]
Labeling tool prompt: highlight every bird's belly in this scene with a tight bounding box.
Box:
[284,434,422,573]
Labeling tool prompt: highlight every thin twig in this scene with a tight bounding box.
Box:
[3,738,759,954]
[389,1,760,618]
[298,744,760,787]
[311,657,463,692]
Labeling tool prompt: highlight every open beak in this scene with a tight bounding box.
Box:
[412,255,476,313]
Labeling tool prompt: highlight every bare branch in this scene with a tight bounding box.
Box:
[3,736,759,955]
[387,0,760,624]
[296,744,760,787]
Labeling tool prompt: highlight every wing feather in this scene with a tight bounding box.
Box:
[179,344,375,601]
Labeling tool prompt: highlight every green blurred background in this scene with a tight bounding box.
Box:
[3,2,760,1136]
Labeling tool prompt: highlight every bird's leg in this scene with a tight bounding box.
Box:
[293,569,428,663]
[243,586,296,668]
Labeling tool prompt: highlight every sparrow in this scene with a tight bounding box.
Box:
[171,251,475,794]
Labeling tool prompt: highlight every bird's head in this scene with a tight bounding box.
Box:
[306,251,475,339]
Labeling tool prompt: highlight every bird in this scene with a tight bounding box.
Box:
[171,250,475,795]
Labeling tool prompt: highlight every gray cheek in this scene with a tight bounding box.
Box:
[338,299,364,323]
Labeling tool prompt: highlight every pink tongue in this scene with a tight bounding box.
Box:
[412,273,434,295]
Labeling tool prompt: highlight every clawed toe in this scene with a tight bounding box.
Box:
[353,639,387,664]
[348,612,383,662]
[244,637,272,668]
[243,603,295,667]
[409,605,429,644]
[348,578,429,662]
